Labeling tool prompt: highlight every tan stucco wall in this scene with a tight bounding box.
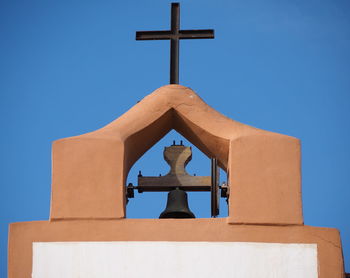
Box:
[8,85,343,277]
[8,219,344,278]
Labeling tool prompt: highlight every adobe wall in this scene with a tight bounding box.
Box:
[7,85,344,277]
[8,219,344,278]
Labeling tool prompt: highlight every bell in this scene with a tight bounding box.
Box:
[159,188,195,219]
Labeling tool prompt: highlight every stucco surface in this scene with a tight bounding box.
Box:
[50,84,302,224]
[8,219,344,278]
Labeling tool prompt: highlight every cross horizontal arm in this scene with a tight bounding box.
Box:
[136,29,215,41]
[179,29,214,39]
[136,31,173,40]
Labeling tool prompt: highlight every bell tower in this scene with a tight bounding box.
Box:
[8,2,345,278]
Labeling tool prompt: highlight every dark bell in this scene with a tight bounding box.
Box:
[159,188,195,219]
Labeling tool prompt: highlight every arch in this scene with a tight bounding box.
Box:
[50,85,303,224]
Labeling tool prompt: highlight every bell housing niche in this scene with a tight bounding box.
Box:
[50,85,302,225]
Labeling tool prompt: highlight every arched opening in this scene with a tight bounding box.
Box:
[122,108,230,183]
[126,129,228,218]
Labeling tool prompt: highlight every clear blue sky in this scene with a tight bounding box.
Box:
[1,0,349,276]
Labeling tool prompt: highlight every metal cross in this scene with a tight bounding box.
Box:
[136,3,214,84]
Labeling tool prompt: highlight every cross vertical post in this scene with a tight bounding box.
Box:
[170,3,180,84]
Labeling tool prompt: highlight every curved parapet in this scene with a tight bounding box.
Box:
[50,84,303,224]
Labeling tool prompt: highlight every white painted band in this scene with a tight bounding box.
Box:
[32,241,318,278]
